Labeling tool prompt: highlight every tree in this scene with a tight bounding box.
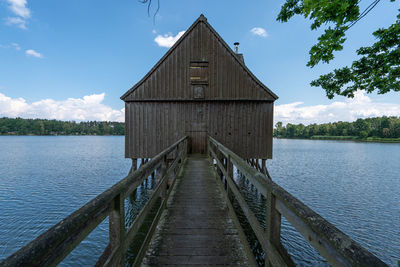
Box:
[359,130,368,139]
[354,118,371,136]
[277,0,399,99]
[273,116,400,138]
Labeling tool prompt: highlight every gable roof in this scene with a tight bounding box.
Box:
[121,14,278,101]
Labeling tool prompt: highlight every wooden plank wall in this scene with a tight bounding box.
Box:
[125,101,273,159]
[123,21,275,101]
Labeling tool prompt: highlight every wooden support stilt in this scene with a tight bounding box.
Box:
[129,158,137,175]
[261,159,266,174]
[128,159,138,202]
[261,159,272,180]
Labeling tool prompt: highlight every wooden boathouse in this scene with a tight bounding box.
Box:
[121,14,277,162]
[0,15,387,267]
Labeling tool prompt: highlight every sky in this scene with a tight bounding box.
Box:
[0,0,399,124]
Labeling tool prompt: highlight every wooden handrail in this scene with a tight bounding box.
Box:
[0,136,188,267]
[207,136,387,267]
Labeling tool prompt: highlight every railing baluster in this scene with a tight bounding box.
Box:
[265,189,281,266]
[109,193,125,266]
[227,155,233,198]
[159,155,168,199]
[215,146,224,180]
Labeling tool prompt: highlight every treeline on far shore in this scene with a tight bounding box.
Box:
[0,117,125,135]
[274,116,400,142]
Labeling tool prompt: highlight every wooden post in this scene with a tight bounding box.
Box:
[216,148,223,180]
[226,155,233,199]
[159,155,168,199]
[109,193,125,265]
[265,189,280,267]
[185,138,188,159]
[129,158,137,174]
[257,159,262,172]
[262,159,266,174]
[265,189,294,266]
[184,139,188,160]
[174,144,180,175]
[206,137,210,158]
[129,159,138,202]
[263,160,273,181]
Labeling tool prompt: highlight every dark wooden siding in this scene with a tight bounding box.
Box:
[123,20,275,102]
[125,101,273,159]
[122,16,276,160]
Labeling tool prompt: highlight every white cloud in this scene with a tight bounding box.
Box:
[0,42,21,50]
[275,91,400,125]
[154,31,185,48]
[25,49,43,58]
[6,0,30,18]
[5,17,27,29]
[4,0,30,29]
[12,43,21,50]
[0,93,124,122]
[250,27,268,38]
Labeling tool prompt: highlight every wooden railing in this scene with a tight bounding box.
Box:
[207,136,387,267]
[0,136,188,267]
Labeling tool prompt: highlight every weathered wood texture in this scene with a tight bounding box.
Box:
[121,16,276,101]
[0,137,188,267]
[208,136,388,267]
[125,101,273,159]
[142,155,251,266]
[122,14,277,159]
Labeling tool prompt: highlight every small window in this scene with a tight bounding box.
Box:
[190,61,208,84]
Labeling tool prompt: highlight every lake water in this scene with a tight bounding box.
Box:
[0,137,399,266]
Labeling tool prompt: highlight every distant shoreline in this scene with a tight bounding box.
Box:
[275,136,400,143]
[0,117,125,136]
[0,134,124,136]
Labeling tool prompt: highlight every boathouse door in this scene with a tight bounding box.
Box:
[185,103,207,154]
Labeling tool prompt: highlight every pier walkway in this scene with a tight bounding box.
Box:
[0,136,387,267]
[142,155,251,266]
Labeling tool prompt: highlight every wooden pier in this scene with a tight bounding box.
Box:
[0,14,389,267]
[142,155,252,266]
[0,136,388,266]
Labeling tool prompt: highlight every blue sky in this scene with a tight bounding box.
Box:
[0,0,399,123]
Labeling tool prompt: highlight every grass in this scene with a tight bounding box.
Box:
[277,135,400,143]
[364,137,400,143]
[310,135,359,140]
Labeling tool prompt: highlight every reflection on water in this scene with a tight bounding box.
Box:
[124,169,160,266]
[0,137,399,266]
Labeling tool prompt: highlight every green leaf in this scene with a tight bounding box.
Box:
[278,0,400,98]
[311,12,400,98]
